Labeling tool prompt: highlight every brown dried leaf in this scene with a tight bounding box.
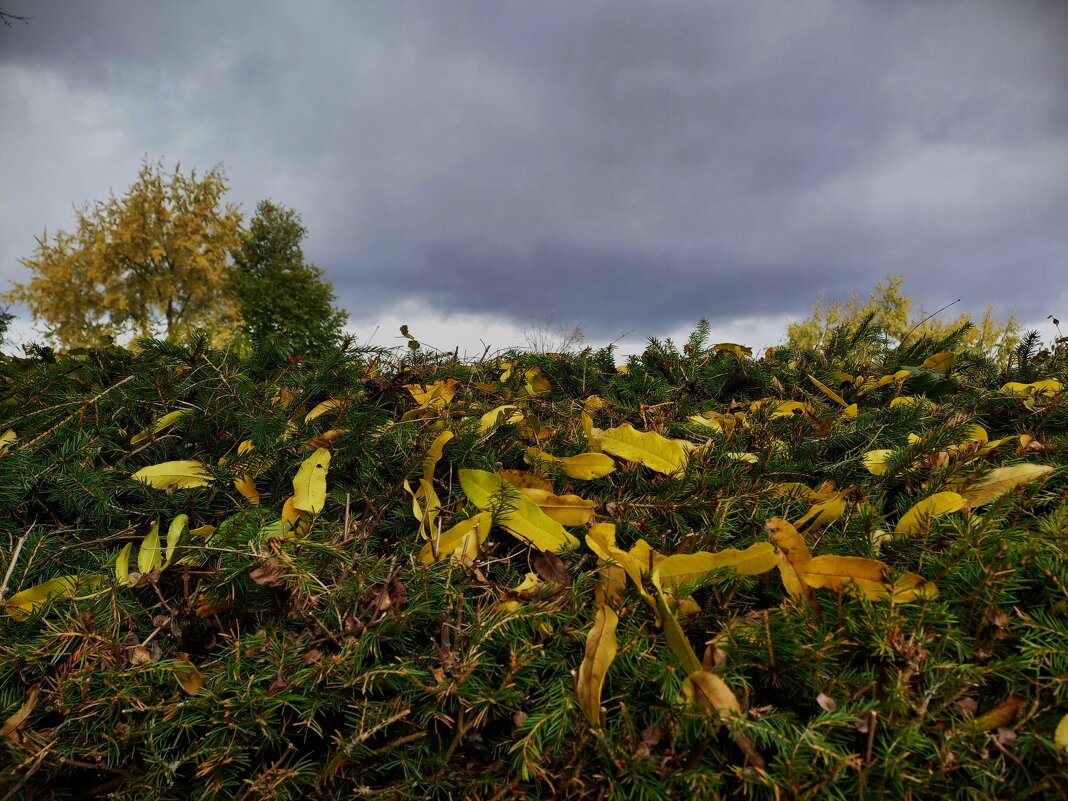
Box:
[0,687,39,739]
[970,695,1026,732]
[533,551,571,589]
[173,654,205,696]
[816,692,838,712]
[249,559,290,589]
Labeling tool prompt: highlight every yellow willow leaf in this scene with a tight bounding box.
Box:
[890,396,938,410]
[130,409,187,446]
[966,424,989,443]
[652,577,702,675]
[523,368,552,396]
[525,447,616,480]
[404,378,460,410]
[238,439,255,455]
[164,515,189,568]
[653,544,778,593]
[581,411,603,450]
[808,374,848,407]
[421,430,453,480]
[801,555,890,600]
[404,478,441,541]
[511,571,541,597]
[858,370,913,394]
[518,488,595,526]
[771,400,813,418]
[727,452,759,464]
[628,539,663,575]
[2,575,84,620]
[138,520,162,575]
[596,563,628,607]
[894,492,966,537]
[132,460,213,489]
[890,572,939,604]
[765,518,814,604]
[498,469,553,491]
[419,512,492,565]
[599,423,689,476]
[969,696,1027,732]
[576,605,619,726]
[794,492,848,531]
[190,524,216,539]
[459,469,578,552]
[281,496,312,538]
[292,447,330,513]
[921,351,956,374]
[172,653,205,695]
[1055,712,1068,752]
[478,404,523,433]
[863,450,894,476]
[773,482,815,500]
[680,670,765,768]
[1001,379,1063,397]
[0,428,16,454]
[687,412,724,432]
[841,403,858,419]
[586,523,656,611]
[115,543,132,586]
[0,686,39,738]
[235,474,260,504]
[304,397,353,424]
[583,395,607,412]
[681,670,741,715]
[712,342,752,358]
[961,464,1054,508]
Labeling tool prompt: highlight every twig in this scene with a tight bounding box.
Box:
[0,527,31,600]
[4,374,136,456]
[897,299,960,349]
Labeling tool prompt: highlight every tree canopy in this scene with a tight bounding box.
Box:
[4,160,244,348]
[786,275,1019,362]
[230,201,348,353]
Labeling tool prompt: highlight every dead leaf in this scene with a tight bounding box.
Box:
[173,654,205,695]
[249,559,289,589]
[0,687,39,738]
[969,695,1027,732]
[533,552,571,589]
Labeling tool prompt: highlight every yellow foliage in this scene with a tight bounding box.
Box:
[5,160,244,348]
[786,276,1018,362]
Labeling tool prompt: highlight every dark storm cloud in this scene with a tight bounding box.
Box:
[2,0,1067,343]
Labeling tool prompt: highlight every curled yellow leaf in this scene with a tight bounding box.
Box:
[801,555,890,600]
[576,606,618,726]
[419,512,492,565]
[894,492,965,537]
[518,488,595,526]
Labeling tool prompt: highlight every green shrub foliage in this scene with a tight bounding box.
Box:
[1,321,1066,800]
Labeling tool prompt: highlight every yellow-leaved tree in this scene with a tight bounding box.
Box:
[4,160,244,348]
[786,276,1019,362]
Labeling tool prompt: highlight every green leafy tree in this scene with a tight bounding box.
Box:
[4,160,244,348]
[787,275,1019,362]
[230,201,348,352]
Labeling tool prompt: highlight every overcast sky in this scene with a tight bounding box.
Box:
[1,1,1066,356]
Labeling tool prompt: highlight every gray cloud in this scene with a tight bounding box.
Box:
[2,0,1066,346]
